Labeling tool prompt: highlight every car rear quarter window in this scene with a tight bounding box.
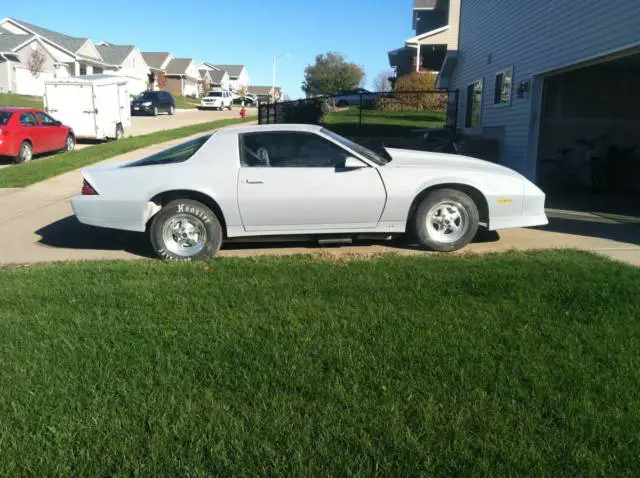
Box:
[125,135,212,167]
[0,112,12,125]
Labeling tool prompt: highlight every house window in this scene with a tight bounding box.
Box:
[494,69,513,105]
[94,67,103,74]
[79,65,87,75]
[465,80,483,128]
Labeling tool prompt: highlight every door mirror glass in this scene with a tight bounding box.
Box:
[344,156,366,168]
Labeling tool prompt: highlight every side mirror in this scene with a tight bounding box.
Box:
[344,156,366,168]
[53,120,62,126]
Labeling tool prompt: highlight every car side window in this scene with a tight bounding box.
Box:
[36,112,55,126]
[240,132,350,168]
[20,113,38,127]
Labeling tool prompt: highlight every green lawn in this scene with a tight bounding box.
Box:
[324,107,446,138]
[174,95,202,109]
[1,251,639,476]
[0,92,44,108]
[0,117,252,188]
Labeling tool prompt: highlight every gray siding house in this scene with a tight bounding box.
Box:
[447,0,640,182]
[388,0,460,79]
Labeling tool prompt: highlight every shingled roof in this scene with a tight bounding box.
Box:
[0,32,31,52]
[142,52,172,70]
[96,44,135,66]
[212,65,244,78]
[166,58,193,75]
[10,18,88,53]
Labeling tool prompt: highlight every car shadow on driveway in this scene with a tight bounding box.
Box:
[36,216,156,258]
[36,216,501,259]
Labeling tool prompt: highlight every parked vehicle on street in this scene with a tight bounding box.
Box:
[72,124,548,261]
[0,108,75,163]
[44,75,131,141]
[131,90,175,116]
[199,90,234,110]
[333,88,375,107]
[233,94,258,106]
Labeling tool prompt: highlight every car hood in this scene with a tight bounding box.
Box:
[384,147,523,179]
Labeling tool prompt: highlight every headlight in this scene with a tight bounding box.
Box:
[143,101,152,106]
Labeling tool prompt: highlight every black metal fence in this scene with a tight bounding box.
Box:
[258,90,459,133]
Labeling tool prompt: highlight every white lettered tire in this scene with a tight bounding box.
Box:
[413,188,479,252]
[150,199,223,261]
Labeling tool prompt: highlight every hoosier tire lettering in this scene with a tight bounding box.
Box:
[150,199,223,261]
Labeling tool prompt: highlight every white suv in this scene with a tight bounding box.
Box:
[200,90,233,110]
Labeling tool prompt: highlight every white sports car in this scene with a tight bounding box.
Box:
[72,124,548,260]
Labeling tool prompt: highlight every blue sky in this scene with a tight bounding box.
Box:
[4,0,413,98]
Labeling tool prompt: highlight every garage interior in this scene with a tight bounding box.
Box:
[537,51,640,218]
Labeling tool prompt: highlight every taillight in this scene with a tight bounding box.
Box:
[81,179,98,195]
[0,128,8,136]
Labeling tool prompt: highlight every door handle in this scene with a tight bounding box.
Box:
[244,179,264,184]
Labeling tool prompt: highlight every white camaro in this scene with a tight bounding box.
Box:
[72,124,548,260]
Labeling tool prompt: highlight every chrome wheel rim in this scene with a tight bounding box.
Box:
[21,144,32,162]
[162,214,207,257]
[66,136,74,151]
[425,201,469,244]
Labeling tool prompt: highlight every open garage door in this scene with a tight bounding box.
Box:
[537,53,640,201]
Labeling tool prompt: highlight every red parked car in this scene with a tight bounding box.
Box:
[0,108,75,164]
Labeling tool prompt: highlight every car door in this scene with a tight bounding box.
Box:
[18,112,47,153]
[36,112,66,151]
[237,131,387,232]
[160,92,169,112]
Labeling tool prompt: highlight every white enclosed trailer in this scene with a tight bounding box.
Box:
[44,75,131,140]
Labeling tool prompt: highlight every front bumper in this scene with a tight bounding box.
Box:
[199,102,223,109]
[131,104,154,114]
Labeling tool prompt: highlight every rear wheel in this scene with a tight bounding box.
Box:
[14,141,33,164]
[150,199,223,261]
[228,101,233,111]
[169,105,175,115]
[412,189,479,252]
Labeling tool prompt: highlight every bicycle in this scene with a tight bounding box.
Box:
[575,135,608,191]
[538,147,577,192]
[540,135,608,192]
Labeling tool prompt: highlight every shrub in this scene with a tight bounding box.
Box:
[281,98,331,124]
[383,72,448,112]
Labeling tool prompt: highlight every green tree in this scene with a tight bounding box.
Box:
[302,52,365,97]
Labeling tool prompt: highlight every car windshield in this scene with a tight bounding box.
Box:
[321,128,390,166]
[207,92,222,97]
[0,111,12,125]
[133,92,154,101]
[125,135,212,167]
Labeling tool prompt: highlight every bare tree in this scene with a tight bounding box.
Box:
[27,48,47,78]
[373,69,394,92]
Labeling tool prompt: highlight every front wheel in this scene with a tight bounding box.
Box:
[412,189,479,252]
[65,134,75,152]
[150,199,223,261]
[152,106,159,116]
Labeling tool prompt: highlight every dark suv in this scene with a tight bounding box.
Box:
[131,91,176,116]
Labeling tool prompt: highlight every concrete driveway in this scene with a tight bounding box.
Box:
[0,135,639,266]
